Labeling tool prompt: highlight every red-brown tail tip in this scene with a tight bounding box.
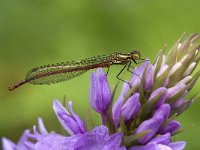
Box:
[8,80,27,91]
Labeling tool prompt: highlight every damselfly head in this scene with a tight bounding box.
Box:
[130,50,141,60]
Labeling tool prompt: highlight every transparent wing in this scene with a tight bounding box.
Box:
[26,62,87,85]
[28,70,87,85]
[25,55,111,85]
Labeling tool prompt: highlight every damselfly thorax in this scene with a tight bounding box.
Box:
[8,50,144,91]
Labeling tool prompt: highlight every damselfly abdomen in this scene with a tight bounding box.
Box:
[8,50,142,91]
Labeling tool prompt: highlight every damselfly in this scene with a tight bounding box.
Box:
[8,50,145,91]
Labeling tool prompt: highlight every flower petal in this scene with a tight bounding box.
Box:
[159,120,181,134]
[166,83,186,99]
[2,137,16,150]
[153,104,170,121]
[112,82,129,127]
[149,133,171,145]
[169,62,182,77]
[53,99,74,135]
[38,118,48,135]
[149,87,167,108]
[183,62,196,76]
[74,126,125,150]
[136,116,164,144]
[97,68,112,112]
[17,130,31,150]
[121,93,141,121]
[108,132,124,148]
[157,144,172,150]
[168,141,186,150]
[157,65,169,78]
[34,130,67,150]
[130,60,149,87]
[58,112,85,134]
[144,64,154,92]
[68,101,86,133]
[128,145,145,150]
[90,68,111,115]
[112,94,124,127]
[2,130,34,150]
[172,91,188,108]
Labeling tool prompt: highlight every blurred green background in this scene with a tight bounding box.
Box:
[0,0,199,149]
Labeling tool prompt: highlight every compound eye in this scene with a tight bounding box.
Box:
[131,50,141,60]
[133,53,140,60]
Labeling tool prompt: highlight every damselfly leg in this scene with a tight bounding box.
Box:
[127,60,141,80]
[127,59,149,79]
[116,62,132,87]
[106,67,110,76]
[137,58,149,64]
[116,59,146,87]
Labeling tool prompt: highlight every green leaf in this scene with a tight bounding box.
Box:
[168,55,195,87]
[154,50,164,80]
[120,116,128,135]
[166,33,184,66]
[105,112,117,134]
[85,108,94,131]
[166,86,187,105]
[187,70,200,91]
[177,33,199,61]
[152,65,169,91]
[170,99,193,116]
[161,113,178,128]
[139,63,148,104]
[137,90,165,124]
[123,84,138,105]
[123,130,151,147]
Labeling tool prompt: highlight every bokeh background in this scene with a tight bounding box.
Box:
[0,0,200,149]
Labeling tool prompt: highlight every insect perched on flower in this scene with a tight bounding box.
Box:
[3,34,199,150]
[8,50,144,91]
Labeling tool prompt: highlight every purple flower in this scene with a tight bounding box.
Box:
[136,116,164,144]
[121,93,141,122]
[128,141,186,150]
[166,83,187,101]
[54,100,86,134]
[74,126,126,150]
[18,107,126,150]
[153,104,170,121]
[149,133,171,145]
[144,64,154,92]
[31,118,83,150]
[128,133,186,150]
[172,91,188,108]
[2,34,199,149]
[149,87,167,108]
[168,141,186,150]
[90,68,112,124]
[112,82,131,127]
[112,60,149,127]
[2,130,34,150]
[53,99,75,135]
[31,119,68,150]
[130,60,149,87]
[112,91,141,126]
[159,120,181,134]
[33,118,125,150]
